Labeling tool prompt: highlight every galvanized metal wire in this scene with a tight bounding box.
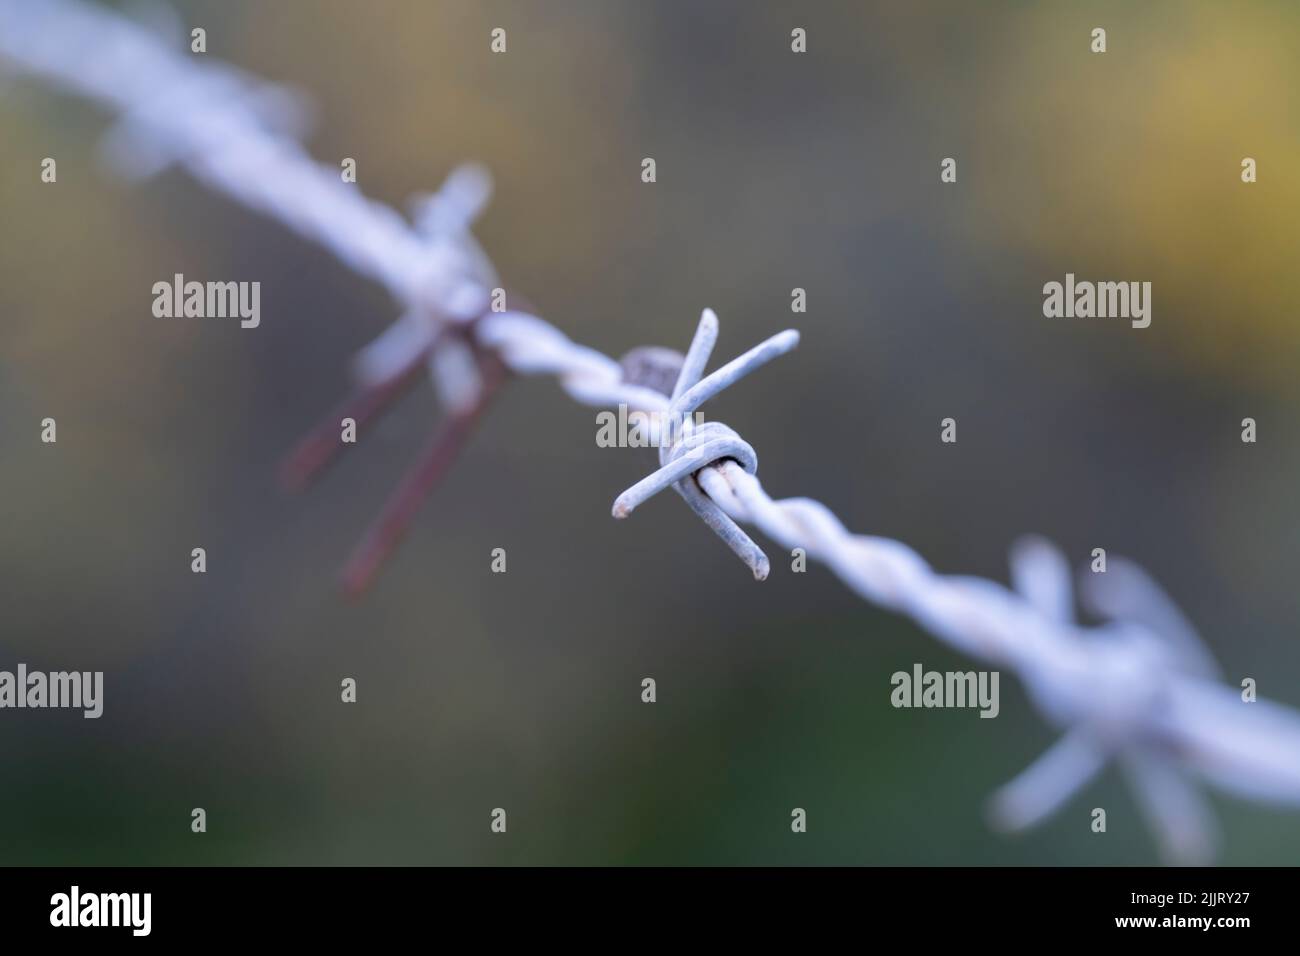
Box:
[5,0,1300,863]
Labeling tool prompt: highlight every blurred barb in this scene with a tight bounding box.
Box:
[278,341,432,492]
[675,352,1300,864]
[5,0,1300,863]
[339,349,508,599]
[0,0,470,309]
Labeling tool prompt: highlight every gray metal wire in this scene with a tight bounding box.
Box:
[5,0,1300,863]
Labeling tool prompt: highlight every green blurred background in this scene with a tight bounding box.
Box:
[1,0,1298,864]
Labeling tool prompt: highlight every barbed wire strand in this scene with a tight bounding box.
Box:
[5,0,1300,864]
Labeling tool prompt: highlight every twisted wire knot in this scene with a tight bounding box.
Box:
[612,309,799,579]
[663,420,759,479]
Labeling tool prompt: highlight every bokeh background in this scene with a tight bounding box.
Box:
[1,0,1298,865]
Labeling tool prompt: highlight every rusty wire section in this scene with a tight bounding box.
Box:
[5,0,1300,863]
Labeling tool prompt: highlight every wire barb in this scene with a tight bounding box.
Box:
[611,309,799,580]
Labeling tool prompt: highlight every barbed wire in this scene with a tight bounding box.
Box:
[4,0,1300,864]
